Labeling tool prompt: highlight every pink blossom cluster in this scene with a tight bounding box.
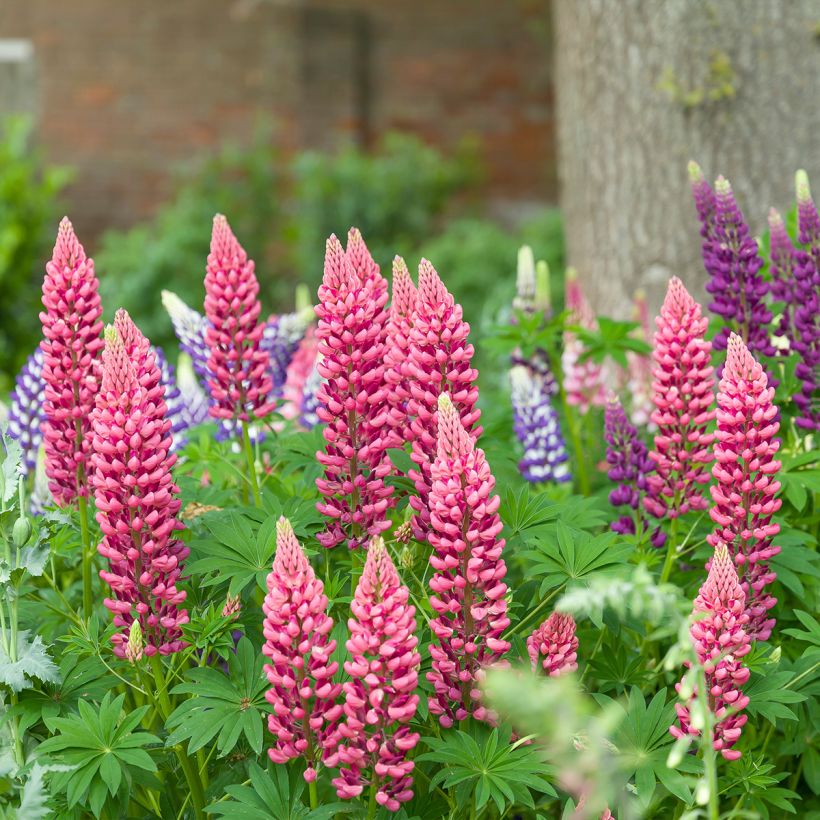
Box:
[708,333,781,642]
[90,312,188,656]
[406,260,481,539]
[262,517,342,780]
[670,543,751,761]
[527,611,579,677]
[314,230,394,549]
[333,538,420,811]
[39,218,104,505]
[645,277,715,519]
[203,215,274,422]
[426,394,509,727]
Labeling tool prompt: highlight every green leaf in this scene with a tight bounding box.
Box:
[744,671,807,724]
[0,632,60,692]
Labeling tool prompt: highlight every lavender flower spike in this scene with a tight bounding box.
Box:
[7,348,46,476]
[161,289,211,384]
[261,306,314,396]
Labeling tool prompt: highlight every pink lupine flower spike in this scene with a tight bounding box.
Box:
[527,611,579,677]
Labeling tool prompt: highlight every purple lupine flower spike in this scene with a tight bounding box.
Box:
[604,395,665,547]
[153,347,188,449]
[261,309,313,397]
[697,173,775,358]
[161,289,211,385]
[7,348,46,476]
[793,171,820,431]
[510,365,570,483]
[175,353,210,429]
[767,208,800,351]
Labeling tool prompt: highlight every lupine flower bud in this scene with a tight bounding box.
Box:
[527,611,578,676]
[39,218,104,505]
[315,230,393,549]
[645,278,715,520]
[427,394,509,727]
[125,621,144,664]
[90,321,189,656]
[688,161,716,239]
[7,348,45,476]
[697,175,774,358]
[407,260,481,540]
[793,171,820,431]
[708,334,781,641]
[510,365,571,483]
[670,543,751,760]
[222,593,241,619]
[161,289,211,386]
[383,257,418,450]
[203,215,274,422]
[604,395,665,547]
[333,538,420,811]
[513,245,536,312]
[562,268,607,414]
[262,517,342,778]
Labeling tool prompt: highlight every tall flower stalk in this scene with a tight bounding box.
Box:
[333,538,420,813]
[407,260,481,540]
[39,217,104,618]
[203,215,273,505]
[427,394,509,728]
[709,333,781,642]
[262,517,342,798]
[314,230,393,549]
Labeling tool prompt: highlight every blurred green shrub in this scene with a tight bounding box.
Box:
[0,116,71,384]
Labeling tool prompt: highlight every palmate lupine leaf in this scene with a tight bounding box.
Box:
[0,632,60,693]
[36,693,159,818]
[417,725,556,815]
[721,756,801,816]
[743,671,807,725]
[782,609,820,656]
[166,638,268,756]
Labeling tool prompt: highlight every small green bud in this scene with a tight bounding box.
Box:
[125,620,144,664]
[12,515,33,548]
[796,169,811,203]
[535,260,551,311]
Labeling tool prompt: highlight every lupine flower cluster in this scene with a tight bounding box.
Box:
[406,260,481,539]
[153,346,189,448]
[174,353,211,430]
[604,395,664,548]
[527,611,578,676]
[562,268,607,414]
[510,365,570,483]
[793,171,820,431]
[314,230,393,549]
[262,308,313,397]
[7,348,45,475]
[690,165,774,359]
[333,538,420,811]
[670,543,751,761]
[426,394,509,727]
[39,217,104,505]
[767,208,800,349]
[90,314,189,657]
[161,289,212,385]
[262,517,342,780]
[282,328,321,429]
[645,277,715,520]
[203,215,274,423]
[709,333,781,642]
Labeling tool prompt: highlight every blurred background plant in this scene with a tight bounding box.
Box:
[0,116,71,387]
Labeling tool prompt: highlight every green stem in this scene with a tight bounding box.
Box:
[150,655,206,819]
[241,422,262,507]
[78,493,93,620]
[367,780,378,820]
[308,779,318,811]
[659,517,680,585]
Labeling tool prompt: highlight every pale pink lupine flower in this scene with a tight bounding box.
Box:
[527,611,579,676]
[262,517,342,780]
[644,277,715,519]
[314,231,393,549]
[90,322,188,656]
[281,326,320,426]
[426,394,509,727]
[383,256,418,450]
[333,538,420,811]
[670,542,751,760]
[203,214,274,422]
[406,260,481,540]
[708,333,781,642]
[39,218,104,505]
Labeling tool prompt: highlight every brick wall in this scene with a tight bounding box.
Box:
[1,0,554,239]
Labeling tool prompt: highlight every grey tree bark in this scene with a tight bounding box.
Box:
[554,0,820,319]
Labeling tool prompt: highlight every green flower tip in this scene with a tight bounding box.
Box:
[767,208,783,228]
[796,169,811,202]
[687,160,704,182]
[103,324,118,345]
[714,175,732,196]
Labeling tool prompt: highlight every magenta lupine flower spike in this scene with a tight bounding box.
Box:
[39,217,104,505]
[527,611,579,677]
[262,517,343,780]
[383,256,418,450]
[90,323,189,657]
[708,333,781,642]
[644,278,715,520]
[670,543,751,761]
[315,231,393,549]
[407,259,481,540]
[333,538,420,811]
[203,214,274,422]
[426,394,509,727]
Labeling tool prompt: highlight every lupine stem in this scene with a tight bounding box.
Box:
[78,493,93,619]
[308,780,318,810]
[241,421,262,507]
[367,781,378,820]
[660,517,680,584]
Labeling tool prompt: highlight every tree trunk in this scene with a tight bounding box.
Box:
[554,0,820,319]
